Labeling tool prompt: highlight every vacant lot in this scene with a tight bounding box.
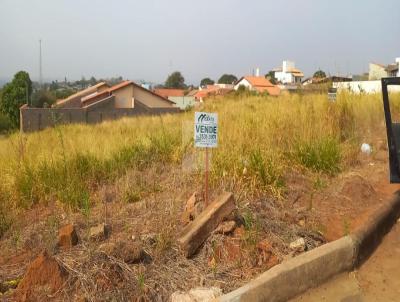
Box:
[0,92,398,300]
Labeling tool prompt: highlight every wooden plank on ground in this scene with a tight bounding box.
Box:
[177,192,235,258]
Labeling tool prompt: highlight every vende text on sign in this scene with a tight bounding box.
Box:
[194,112,218,148]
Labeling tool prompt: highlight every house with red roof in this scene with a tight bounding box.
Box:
[153,88,185,99]
[194,85,233,102]
[55,80,176,110]
[20,80,180,132]
[234,76,280,96]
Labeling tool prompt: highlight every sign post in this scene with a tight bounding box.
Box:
[194,112,218,206]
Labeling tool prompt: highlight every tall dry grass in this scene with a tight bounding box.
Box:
[0,91,398,236]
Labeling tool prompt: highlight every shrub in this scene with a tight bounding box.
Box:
[248,149,284,188]
[0,185,12,239]
[294,137,341,175]
[0,113,13,133]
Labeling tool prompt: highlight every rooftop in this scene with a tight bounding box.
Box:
[154,88,185,98]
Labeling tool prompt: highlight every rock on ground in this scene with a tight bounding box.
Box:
[171,287,222,302]
[181,192,205,225]
[215,220,236,235]
[89,223,111,241]
[99,241,150,264]
[57,223,79,249]
[290,237,306,253]
[15,250,67,301]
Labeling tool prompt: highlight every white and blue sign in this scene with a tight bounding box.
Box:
[194,112,218,148]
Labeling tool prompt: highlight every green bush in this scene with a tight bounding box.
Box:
[0,113,13,133]
[0,186,12,239]
[294,137,341,175]
[248,149,284,188]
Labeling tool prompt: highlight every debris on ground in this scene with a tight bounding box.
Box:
[215,220,236,235]
[57,223,79,250]
[170,287,222,302]
[361,143,372,155]
[290,238,306,253]
[99,241,151,264]
[140,233,157,245]
[178,192,235,257]
[0,279,20,294]
[181,192,205,225]
[89,223,111,241]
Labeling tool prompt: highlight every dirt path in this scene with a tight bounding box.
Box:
[291,217,400,302]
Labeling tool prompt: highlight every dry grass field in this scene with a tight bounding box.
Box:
[0,91,398,300]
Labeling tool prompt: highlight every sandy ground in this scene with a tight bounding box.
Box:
[291,201,400,302]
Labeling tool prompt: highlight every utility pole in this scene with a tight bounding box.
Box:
[39,39,43,87]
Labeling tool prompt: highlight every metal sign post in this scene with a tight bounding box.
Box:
[194,112,218,206]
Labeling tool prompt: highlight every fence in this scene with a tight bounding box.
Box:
[333,80,400,94]
[20,102,180,132]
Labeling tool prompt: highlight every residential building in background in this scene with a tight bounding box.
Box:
[20,81,179,132]
[368,63,388,80]
[368,58,400,80]
[234,76,280,96]
[153,88,185,99]
[334,57,400,94]
[273,60,304,84]
[153,88,195,110]
[194,85,233,102]
[386,58,400,77]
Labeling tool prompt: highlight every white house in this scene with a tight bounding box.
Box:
[273,60,304,84]
[369,58,400,80]
[234,75,280,96]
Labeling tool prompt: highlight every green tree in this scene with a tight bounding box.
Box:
[0,71,32,127]
[265,71,277,84]
[49,80,59,91]
[217,74,237,84]
[313,70,327,78]
[89,76,97,86]
[31,89,56,108]
[165,71,185,89]
[200,77,214,87]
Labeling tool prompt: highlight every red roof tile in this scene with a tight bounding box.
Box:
[108,80,133,92]
[242,76,275,87]
[154,88,185,98]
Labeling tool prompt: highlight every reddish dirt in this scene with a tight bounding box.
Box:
[297,155,400,242]
[15,250,67,302]
[1,147,399,300]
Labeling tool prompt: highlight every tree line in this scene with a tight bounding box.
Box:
[165,71,238,89]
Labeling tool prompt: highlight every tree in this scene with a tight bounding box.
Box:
[218,74,237,84]
[200,77,214,87]
[165,71,185,89]
[313,70,326,78]
[0,71,32,127]
[265,71,277,84]
[89,76,97,86]
[31,89,56,108]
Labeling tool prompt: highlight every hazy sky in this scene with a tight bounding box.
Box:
[0,0,399,85]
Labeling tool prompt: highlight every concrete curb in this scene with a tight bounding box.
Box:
[351,190,400,266]
[216,191,400,302]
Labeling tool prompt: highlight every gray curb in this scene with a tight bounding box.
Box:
[215,191,400,302]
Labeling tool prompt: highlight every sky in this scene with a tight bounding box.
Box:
[0,0,399,85]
